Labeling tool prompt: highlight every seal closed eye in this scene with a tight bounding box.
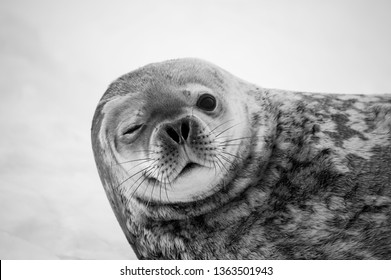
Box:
[92,58,391,259]
[123,124,143,135]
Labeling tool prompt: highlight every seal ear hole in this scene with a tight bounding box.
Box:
[123,124,143,135]
[197,94,217,111]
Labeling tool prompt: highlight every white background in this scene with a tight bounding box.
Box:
[0,0,390,259]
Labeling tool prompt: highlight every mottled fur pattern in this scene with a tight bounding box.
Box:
[92,58,391,259]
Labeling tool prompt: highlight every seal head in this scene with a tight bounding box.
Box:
[92,59,274,218]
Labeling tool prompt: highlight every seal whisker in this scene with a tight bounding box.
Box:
[129,165,157,199]
[118,159,155,175]
[214,122,242,138]
[146,173,159,207]
[209,118,236,133]
[122,160,159,195]
[214,154,231,174]
[124,158,160,175]
[147,164,163,201]
[204,116,231,129]
[131,148,157,154]
[124,171,148,199]
[216,135,253,143]
[141,165,159,200]
[214,157,228,181]
[219,154,241,171]
[167,175,174,197]
[163,183,170,202]
[213,156,223,173]
[217,153,235,166]
[220,150,246,161]
[211,158,218,176]
[115,158,154,165]
[218,143,242,147]
[117,166,151,189]
[158,165,171,203]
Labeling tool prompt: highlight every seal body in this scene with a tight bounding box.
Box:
[91,58,391,259]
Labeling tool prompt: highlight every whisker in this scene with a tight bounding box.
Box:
[216,136,253,143]
[125,158,159,175]
[159,173,163,203]
[218,153,235,165]
[220,150,245,161]
[217,143,242,147]
[117,160,154,177]
[145,168,162,204]
[146,171,159,207]
[123,173,144,198]
[131,148,158,154]
[214,122,242,138]
[117,166,151,189]
[156,164,171,203]
[214,155,230,174]
[204,116,230,129]
[209,119,235,134]
[115,158,154,166]
[129,166,156,199]
[214,158,224,174]
[119,158,159,196]
[141,166,158,199]
[211,158,218,177]
[164,177,172,203]
[159,164,176,200]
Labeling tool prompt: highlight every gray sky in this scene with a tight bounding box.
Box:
[0,0,390,259]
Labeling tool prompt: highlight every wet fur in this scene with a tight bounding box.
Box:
[92,59,391,259]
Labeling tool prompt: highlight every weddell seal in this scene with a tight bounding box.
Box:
[91,58,391,259]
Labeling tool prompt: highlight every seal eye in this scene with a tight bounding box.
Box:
[123,124,143,136]
[197,94,216,111]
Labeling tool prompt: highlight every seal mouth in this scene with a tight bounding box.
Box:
[178,162,199,177]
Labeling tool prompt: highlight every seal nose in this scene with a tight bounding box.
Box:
[181,120,190,140]
[165,119,190,144]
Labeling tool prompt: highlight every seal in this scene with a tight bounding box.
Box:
[91,58,391,259]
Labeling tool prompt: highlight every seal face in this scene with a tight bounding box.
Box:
[92,58,391,259]
[93,60,256,206]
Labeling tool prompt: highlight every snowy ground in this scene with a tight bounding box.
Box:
[0,0,390,259]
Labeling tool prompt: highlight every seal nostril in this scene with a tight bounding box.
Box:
[181,121,190,140]
[166,126,180,143]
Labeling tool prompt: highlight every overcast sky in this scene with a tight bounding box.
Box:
[0,0,390,259]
